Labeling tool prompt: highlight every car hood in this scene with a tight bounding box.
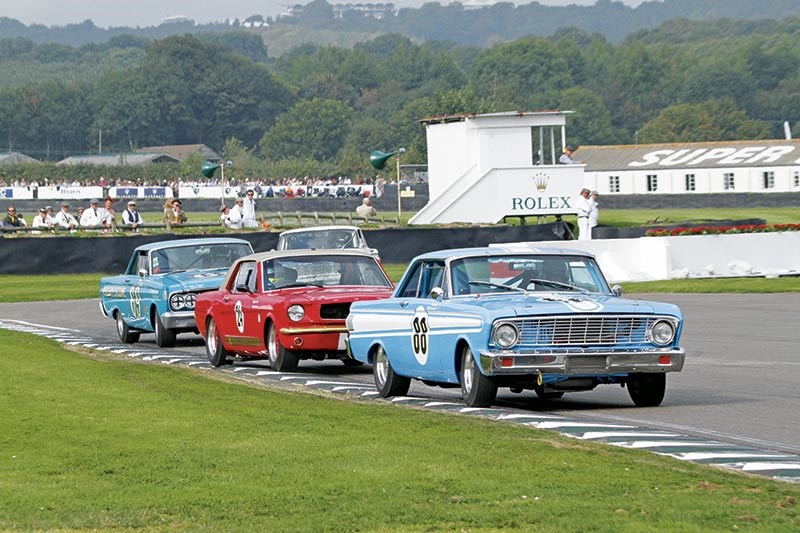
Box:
[273,286,394,303]
[158,268,229,292]
[451,292,679,317]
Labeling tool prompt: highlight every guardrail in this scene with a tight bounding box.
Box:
[2,211,399,235]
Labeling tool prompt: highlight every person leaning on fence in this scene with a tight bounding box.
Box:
[575,188,592,241]
[229,198,245,228]
[356,197,377,219]
[31,207,55,233]
[164,198,187,226]
[80,199,105,230]
[54,202,79,232]
[3,205,27,228]
[122,200,143,232]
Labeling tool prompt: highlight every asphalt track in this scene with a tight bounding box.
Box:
[1,293,799,482]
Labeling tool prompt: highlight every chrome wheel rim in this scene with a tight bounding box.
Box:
[375,346,388,387]
[267,325,277,365]
[207,319,218,355]
[462,348,474,393]
[116,314,124,336]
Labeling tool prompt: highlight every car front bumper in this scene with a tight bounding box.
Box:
[160,310,198,330]
[479,347,685,380]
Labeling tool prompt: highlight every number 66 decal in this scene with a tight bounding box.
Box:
[411,307,429,365]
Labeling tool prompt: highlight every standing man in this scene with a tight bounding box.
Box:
[559,145,582,165]
[122,200,143,231]
[241,189,258,228]
[356,197,377,219]
[229,197,245,228]
[575,188,592,241]
[588,191,599,239]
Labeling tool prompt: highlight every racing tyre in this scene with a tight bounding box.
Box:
[206,317,231,367]
[627,373,666,407]
[115,311,139,343]
[267,322,299,372]
[153,310,176,348]
[373,345,410,398]
[460,344,497,407]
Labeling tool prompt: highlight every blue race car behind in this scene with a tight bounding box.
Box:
[100,237,254,347]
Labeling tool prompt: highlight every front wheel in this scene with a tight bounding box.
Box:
[153,310,176,348]
[267,322,299,372]
[373,345,410,398]
[627,373,666,407]
[205,317,231,367]
[115,312,139,343]
[460,344,497,407]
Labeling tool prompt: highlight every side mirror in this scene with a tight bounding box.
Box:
[611,285,623,297]
[138,268,148,278]
[429,287,443,301]
[236,284,253,294]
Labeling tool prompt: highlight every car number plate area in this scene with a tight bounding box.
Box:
[567,356,607,373]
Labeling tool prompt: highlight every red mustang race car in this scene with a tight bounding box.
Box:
[194,249,394,370]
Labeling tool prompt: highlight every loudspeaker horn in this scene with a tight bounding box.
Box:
[369,150,396,170]
[201,161,221,178]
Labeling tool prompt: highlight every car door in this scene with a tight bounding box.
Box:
[384,260,447,379]
[218,260,263,354]
[123,251,151,330]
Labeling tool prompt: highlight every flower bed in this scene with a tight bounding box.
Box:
[646,223,800,237]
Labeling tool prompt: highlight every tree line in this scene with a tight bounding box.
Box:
[0,14,798,181]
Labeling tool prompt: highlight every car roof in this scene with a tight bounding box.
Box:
[414,244,597,261]
[278,225,359,236]
[235,248,378,264]
[133,237,252,252]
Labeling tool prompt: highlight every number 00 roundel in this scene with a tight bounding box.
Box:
[411,306,429,365]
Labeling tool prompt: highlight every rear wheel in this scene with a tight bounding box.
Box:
[153,310,176,348]
[627,373,666,407]
[373,345,410,398]
[115,312,139,343]
[267,322,299,372]
[206,318,231,367]
[460,344,497,407]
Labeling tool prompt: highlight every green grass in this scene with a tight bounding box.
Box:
[1,329,798,531]
[1,271,799,304]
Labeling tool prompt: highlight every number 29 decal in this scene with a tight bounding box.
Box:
[411,306,429,365]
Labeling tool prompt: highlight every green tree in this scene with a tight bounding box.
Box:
[259,98,355,161]
[638,98,771,143]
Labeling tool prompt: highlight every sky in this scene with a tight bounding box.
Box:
[0,0,646,28]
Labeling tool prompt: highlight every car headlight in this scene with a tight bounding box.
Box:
[288,304,305,322]
[649,319,676,346]
[169,293,196,311]
[492,322,519,349]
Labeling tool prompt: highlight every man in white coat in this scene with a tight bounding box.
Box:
[588,191,599,239]
[80,199,105,229]
[241,189,258,228]
[575,188,592,241]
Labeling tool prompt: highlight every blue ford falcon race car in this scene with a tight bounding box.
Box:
[346,245,686,408]
[99,237,254,347]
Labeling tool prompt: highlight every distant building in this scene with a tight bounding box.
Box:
[136,144,219,162]
[333,3,396,19]
[577,140,800,194]
[0,152,41,165]
[57,153,179,166]
[160,15,194,25]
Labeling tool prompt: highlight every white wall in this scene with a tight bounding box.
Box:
[529,232,800,283]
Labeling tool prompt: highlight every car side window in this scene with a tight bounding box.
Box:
[397,261,444,298]
[233,262,257,293]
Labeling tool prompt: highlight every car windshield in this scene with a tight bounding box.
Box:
[449,255,609,296]
[150,243,252,274]
[279,229,359,250]
[262,254,391,290]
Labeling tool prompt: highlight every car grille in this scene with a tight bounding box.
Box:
[510,315,655,347]
[320,303,351,320]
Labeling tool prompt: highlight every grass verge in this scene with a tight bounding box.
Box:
[1,329,798,531]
